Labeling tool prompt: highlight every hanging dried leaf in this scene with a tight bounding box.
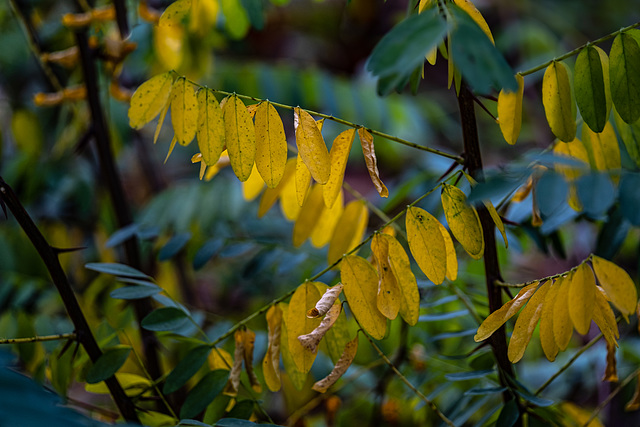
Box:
[298,303,342,353]
[358,128,389,198]
[223,329,245,396]
[323,129,355,208]
[312,335,359,393]
[307,284,344,318]
[603,340,618,382]
[241,329,261,392]
[262,305,282,392]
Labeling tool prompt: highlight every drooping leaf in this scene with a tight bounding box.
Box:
[312,335,358,393]
[224,330,245,397]
[438,221,458,281]
[311,190,344,248]
[86,346,131,384]
[223,95,257,181]
[441,184,484,259]
[610,32,640,124]
[258,157,296,218]
[592,287,620,346]
[568,263,596,335]
[164,345,212,394]
[295,153,311,206]
[327,200,368,266]
[552,275,574,351]
[313,283,352,364]
[242,329,261,393]
[539,280,560,361]
[358,128,388,198]
[542,61,576,142]
[613,106,640,168]
[141,307,190,332]
[180,370,229,419]
[287,283,323,373]
[129,72,173,129]
[497,74,524,145]
[262,305,283,392]
[371,234,401,320]
[294,108,330,184]
[405,207,446,285]
[581,122,620,173]
[508,281,550,363]
[242,164,265,201]
[341,255,388,339]
[591,255,638,318]
[574,45,611,133]
[171,77,199,146]
[279,159,303,221]
[383,234,420,325]
[197,88,225,166]
[254,101,287,188]
[279,303,307,390]
[85,262,151,279]
[452,0,494,43]
[110,283,162,300]
[298,303,342,353]
[323,129,355,208]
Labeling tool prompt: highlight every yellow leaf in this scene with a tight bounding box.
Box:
[292,184,325,247]
[539,280,560,361]
[323,129,355,208]
[312,335,358,393]
[379,233,420,326]
[138,410,179,427]
[311,190,344,248]
[258,157,296,218]
[464,173,507,248]
[418,0,432,13]
[85,373,151,396]
[371,234,401,320]
[358,128,389,198]
[508,280,550,363]
[170,77,198,146]
[568,263,596,335]
[498,73,524,145]
[453,0,494,43]
[553,137,590,180]
[279,303,307,390]
[295,153,311,206]
[591,255,638,318]
[294,108,331,184]
[553,274,574,351]
[154,98,170,145]
[327,200,368,266]
[581,121,621,173]
[405,207,446,285]
[242,163,264,201]
[263,305,282,392]
[441,184,484,259]
[341,255,387,339]
[438,222,458,281]
[254,101,287,188]
[165,136,177,163]
[542,61,576,142]
[129,72,173,129]
[287,283,323,373]
[189,0,219,35]
[561,402,605,427]
[196,88,225,166]
[592,287,620,346]
[204,150,230,181]
[474,282,539,342]
[223,95,256,182]
[280,159,302,221]
[153,0,187,70]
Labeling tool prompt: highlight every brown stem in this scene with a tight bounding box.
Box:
[457,87,517,398]
[74,31,165,390]
[0,178,139,423]
[113,0,129,39]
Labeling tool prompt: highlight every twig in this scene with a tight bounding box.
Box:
[0,333,76,344]
[583,367,640,426]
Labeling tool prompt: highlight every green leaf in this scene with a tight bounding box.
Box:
[448,4,517,94]
[464,386,507,396]
[110,283,162,300]
[444,369,494,381]
[366,7,448,95]
[105,224,139,248]
[610,32,640,124]
[221,0,250,40]
[158,232,192,261]
[164,345,212,394]
[141,307,190,332]
[225,400,254,420]
[613,107,640,167]
[85,262,150,280]
[239,0,264,30]
[496,399,519,427]
[86,346,131,384]
[574,45,610,132]
[180,370,229,419]
[177,420,211,426]
[515,389,554,407]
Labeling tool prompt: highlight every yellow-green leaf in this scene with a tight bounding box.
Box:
[295,154,311,207]
[279,303,307,390]
[223,95,256,182]
[154,0,188,70]
[610,32,640,124]
[254,101,287,188]
[497,73,524,145]
[129,72,174,130]
[474,281,539,342]
[341,255,387,339]
[453,0,494,43]
[441,184,484,259]
[197,88,225,166]
[242,163,264,201]
[258,157,296,218]
[581,121,621,172]
[262,305,282,392]
[358,128,389,198]
[323,129,355,208]
[508,280,550,363]
[380,233,420,326]
[574,45,611,133]
[539,280,560,361]
[438,221,458,281]
[405,207,446,285]
[542,61,576,142]
[553,274,574,351]
[154,99,170,145]
[327,200,368,266]
[294,108,331,184]
[170,77,198,146]
[287,283,323,373]
[371,234,401,320]
[568,263,596,335]
[292,184,325,247]
[486,201,508,248]
[311,190,344,249]
[592,255,638,318]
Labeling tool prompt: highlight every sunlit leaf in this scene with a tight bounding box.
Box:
[497,74,524,145]
[128,72,173,129]
[508,280,550,363]
[610,32,640,124]
[405,207,446,285]
[294,108,330,184]
[223,95,256,181]
[574,45,611,133]
[171,77,199,146]
[197,88,225,166]
[358,128,388,198]
[441,184,484,260]
[568,263,596,335]
[542,61,576,142]
[287,283,322,373]
[254,101,287,188]
[591,255,638,318]
[323,129,355,208]
[327,200,368,266]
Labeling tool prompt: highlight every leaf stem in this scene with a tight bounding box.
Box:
[584,366,640,426]
[0,333,76,344]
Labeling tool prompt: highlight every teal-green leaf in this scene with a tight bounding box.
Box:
[179,370,229,419]
[496,399,519,427]
[158,232,192,261]
[619,173,640,226]
[574,45,610,132]
[164,345,212,394]
[576,173,615,217]
[444,369,494,381]
[447,4,517,94]
[613,106,640,167]
[86,346,131,384]
[216,419,261,427]
[610,32,640,124]
[85,262,151,280]
[366,7,448,95]
[110,283,162,300]
[141,307,190,332]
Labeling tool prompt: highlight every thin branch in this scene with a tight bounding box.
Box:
[584,367,640,427]
[0,333,76,344]
[113,0,130,39]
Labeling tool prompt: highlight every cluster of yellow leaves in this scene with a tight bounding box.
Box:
[474,255,637,363]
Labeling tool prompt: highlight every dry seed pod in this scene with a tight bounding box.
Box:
[223,329,245,396]
[298,303,342,353]
[307,284,344,318]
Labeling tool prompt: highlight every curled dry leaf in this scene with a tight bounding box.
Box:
[602,340,618,382]
[223,329,245,396]
[298,303,342,353]
[242,328,261,393]
[358,128,389,198]
[263,305,282,392]
[312,335,359,393]
[307,284,344,318]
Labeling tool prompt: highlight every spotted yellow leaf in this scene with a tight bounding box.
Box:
[170,77,198,146]
[498,73,524,145]
[405,207,446,285]
[441,184,484,260]
[254,101,287,188]
[196,88,225,166]
[294,108,330,184]
[129,72,173,130]
[223,95,256,181]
